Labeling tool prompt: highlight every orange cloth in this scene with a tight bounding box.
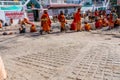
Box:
[99,19,103,27]
[30,24,37,32]
[108,14,114,28]
[74,11,81,31]
[46,13,51,27]
[94,11,99,16]
[84,23,91,31]
[95,20,101,29]
[22,18,37,32]
[41,14,50,32]
[58,14,66,29]
[102,19,108,27]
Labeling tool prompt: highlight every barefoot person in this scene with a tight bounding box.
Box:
[0,56,7,80]
[73,8,81,31]
[22,18,37,32]
[40,10,51,34]
[58,11,67,32]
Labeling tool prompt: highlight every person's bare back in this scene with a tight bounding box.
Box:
[0,56,7,80]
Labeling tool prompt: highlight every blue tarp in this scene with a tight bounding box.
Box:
[0,6,22,11]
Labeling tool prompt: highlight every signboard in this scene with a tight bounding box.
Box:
[117,0,120,5]
[27,12,34,21]
[5,11,24,19]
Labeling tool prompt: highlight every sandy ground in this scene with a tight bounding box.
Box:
[0,23,120,80]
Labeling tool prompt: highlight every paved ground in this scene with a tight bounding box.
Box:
[0,22,120,80]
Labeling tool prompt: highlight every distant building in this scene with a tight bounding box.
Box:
[38,0,81,17]
[65,0,81,4]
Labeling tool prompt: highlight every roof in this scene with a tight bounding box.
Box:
[48,4,81,9]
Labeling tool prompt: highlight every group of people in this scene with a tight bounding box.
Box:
[19,18,37,33]
[94,9,119,30]
[1,8,120,35]
[19,8,84,34]
[39,8,89,34]
[83,9,119,30]
[39,8,120,34]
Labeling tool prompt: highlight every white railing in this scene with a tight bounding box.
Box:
[105,0,110,8]
[0,1,23,6]
[23,0,30,6]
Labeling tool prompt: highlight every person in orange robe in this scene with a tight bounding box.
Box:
[46,13,51,28]
[95,19,101,29]
[40,10,51,34]
[94,10,99,17]
[74,8,81,31]
[108,13,114,29]
[22,18,37,32]
[84,22,91,31]
[99,17,103,28]
[102,18,108,27]
[30,23,37,32]
[70,13,77,31]
[58,11,67,32]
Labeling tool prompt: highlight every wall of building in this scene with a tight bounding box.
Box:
[65,0,81,4]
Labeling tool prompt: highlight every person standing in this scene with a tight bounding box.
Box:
[73,8,81,31]
[58,11,67,32]
[40,10,51,34]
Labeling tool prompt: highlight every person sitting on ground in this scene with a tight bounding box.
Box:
[9,18,13,26]
[114,18,120,28]
[102,17,109,27]
[107,13,114,29]
[83,22,91,31]
[30,23,37,32]
[95,19,102,29]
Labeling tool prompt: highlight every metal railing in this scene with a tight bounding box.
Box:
[0,1,23,6]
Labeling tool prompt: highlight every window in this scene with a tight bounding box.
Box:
[51,0,57,3]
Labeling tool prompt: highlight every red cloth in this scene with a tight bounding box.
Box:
[71,21,76,30]
[95,21,101,29]
[74,12,81,23]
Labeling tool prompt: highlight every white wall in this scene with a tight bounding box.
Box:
[0,11,5,23]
